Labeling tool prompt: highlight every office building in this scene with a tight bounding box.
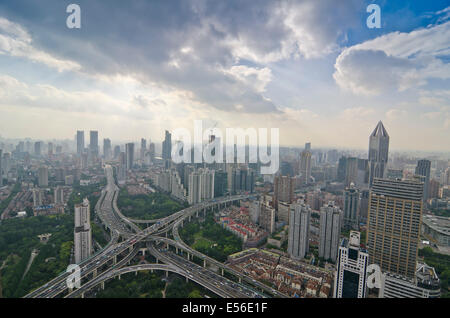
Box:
[367,178,423,278]
[333,231,369,298]
[319,201,342,262]
[113,145,121,159]
[300,144,312,184]
[89,130,99,157]
[103,138,112,160]
[343,184,359,230]
[287,203,311,260]
[76,131,84,155]
[162,130,172,160]
[387,169,403,180]
[368,121,389,186]
[140,138,147,161]
[74,198,92,264]
[415,159,431,202]
[125,143,134,170]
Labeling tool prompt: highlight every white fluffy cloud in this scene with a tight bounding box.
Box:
[334,21,450,95]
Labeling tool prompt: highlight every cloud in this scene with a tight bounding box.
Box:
[0,17,80,72]
[334,21,450,95]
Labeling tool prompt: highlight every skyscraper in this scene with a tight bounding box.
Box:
[162,130,172,160]
[103,138,112,160]
[367,178,423,278]
[118,152,127,182]
[140,138,147,161]
[415,159,431,202]
[333,231,369,298]
[368,121,389,186]
[74,198,92,264]
[188,171,202,204]
[89,130,99,157]
[288,202,311,260]
[343,184,359,230]
[125,143,134,170]
[319,201,342,262]
[54,186,64,205]
[300,144,312,184]
[77,130,84,155]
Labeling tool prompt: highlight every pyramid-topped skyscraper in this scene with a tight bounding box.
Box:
[368,121,389,186]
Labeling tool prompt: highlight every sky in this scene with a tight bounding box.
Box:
[0,0,449,151]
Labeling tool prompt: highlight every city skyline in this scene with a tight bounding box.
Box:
[0,1,449,151]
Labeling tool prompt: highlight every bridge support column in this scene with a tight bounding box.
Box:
[101,282,105,290]
[113,255,117,265]
[81,292,84,298]
[175,247,178,254]
[165,231,168,238]
[203,259,206,268]
[118,274,121,280]
[156,258,158,264]
[221,268,224,276]
[239,277,242,283]
[186,276,189,283]
[93,268,97,278]
[135,271,138,276]
[165,271,169,277]
[196,211,198,218]
[129,246,133,253]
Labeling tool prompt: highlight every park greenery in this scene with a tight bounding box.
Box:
[0,214,74,297]
[117,188,184,220]
[179,214,243,262]
[419,247,450,298]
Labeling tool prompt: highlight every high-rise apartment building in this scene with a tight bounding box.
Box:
[188,171,202,205]
[32,188,43,207]
[415,159,431,202]
[34,141,42,156]
[74,198,92,264]
[140,138,147,162]
[319,201,342,262]
[333,231,369,298]
[38,166,48,187]
[0,149,2,187]
[287,203,311,260]
[367,178,423,278]
[273,175,294,207]
[368,121,389,186]
[343,184,359,230]
[76,131,84,155]
[54,186,64,205]
[259,200,276,234]
[118,152,127,182]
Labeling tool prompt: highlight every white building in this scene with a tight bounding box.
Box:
[333,231,369,298]
[319,201,342,262]
[288,202,311,260]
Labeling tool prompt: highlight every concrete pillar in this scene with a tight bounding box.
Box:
[81,292,84,298]
[113,255,117,265]
[93,268,97,278]
[156,258,158,264]
[196,211,198,218]
[186,276,189,283]
[135,271,137,276]
[118,274,121,280]
[176,247,178,254]
[129,246,133,253]
[221,268,224,276]
[238,277,242,283]
[68,286,73,293]
[101,282,105,290]
[165,231,168,238]
[165,271,168,277]
[203,259,206,268]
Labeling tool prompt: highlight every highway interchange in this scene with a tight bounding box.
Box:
[25,165,287,298]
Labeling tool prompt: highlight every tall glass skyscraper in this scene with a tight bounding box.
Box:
[368,121,389,186]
